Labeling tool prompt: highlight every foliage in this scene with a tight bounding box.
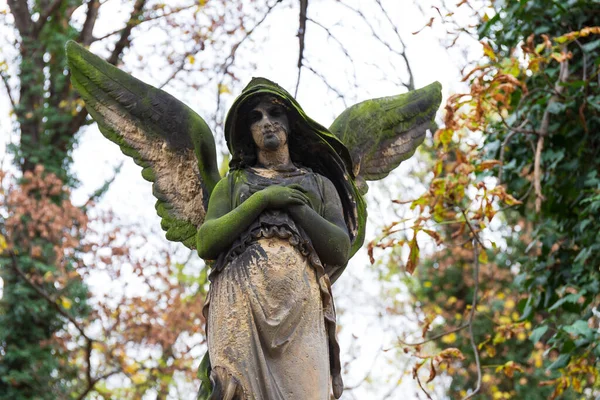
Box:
[0,166,208,398]
[0,166,89,398]
[371,0,600,398]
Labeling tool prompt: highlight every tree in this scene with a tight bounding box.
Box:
[370,0,600,398]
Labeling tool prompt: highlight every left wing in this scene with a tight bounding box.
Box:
[329,82,442,193]
[66,41,221,249]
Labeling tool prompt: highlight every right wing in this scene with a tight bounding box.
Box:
[66,41,221,249]
[329,82,442,193]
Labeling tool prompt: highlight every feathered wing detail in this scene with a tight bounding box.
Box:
[329,82,442,193]
[66,41,221,249]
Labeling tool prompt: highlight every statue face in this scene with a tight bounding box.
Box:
[249,99,289,152]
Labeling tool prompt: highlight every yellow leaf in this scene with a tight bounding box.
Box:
[504,299,516,310]
[535,43,547,54]
[441,332,457,344]
[43,271,54,282]
[218,83,231,94]
[124,362,139,375]
[0,234,7,253]
[131,372,147,385]
[60,297,73,310]
[478,250,488,264]
[187,55,195,65]
[482,42,496,61]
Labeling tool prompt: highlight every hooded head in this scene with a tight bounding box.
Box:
[224,78,366,262]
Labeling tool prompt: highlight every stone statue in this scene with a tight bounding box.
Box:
[66,41,441,400]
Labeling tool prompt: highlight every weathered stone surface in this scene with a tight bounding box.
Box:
[66,42,442,399]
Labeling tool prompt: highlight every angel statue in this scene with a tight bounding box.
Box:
[66,40,442,400]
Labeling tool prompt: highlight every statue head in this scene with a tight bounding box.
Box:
[225,78,349,172]
[245,95,290,155]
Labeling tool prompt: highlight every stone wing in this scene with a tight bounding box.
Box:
[329,82,442,193]
[66,41,221,249]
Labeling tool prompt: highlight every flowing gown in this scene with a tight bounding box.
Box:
[205,167,343,400]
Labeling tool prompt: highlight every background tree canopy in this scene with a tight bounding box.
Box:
[0,0,599,399]
[370,0,600,399]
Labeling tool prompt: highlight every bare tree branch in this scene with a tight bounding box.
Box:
[80,0,100,45]
[307,17,358,87]
[339,2,413,91]
[0,70,17,111]
[305,64,348,107]
[32,0,63,37]
[398,322,470,347]
[7,0,32,38]
[374,0,414,90]
[75,369,122,400]
[212,0,282,128]
[82,161,123,208]
[415,371,434,400]
[91,4,196,43]
[295,0,308,97]
[107,0,147,66]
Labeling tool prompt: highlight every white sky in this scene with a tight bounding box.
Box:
[0,0,484,398]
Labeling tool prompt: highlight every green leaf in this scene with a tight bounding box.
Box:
[529,325,548,343]
[563,320,593,338]
[547,353,571,371]
[582,39,600,52]
[548,292,583,312]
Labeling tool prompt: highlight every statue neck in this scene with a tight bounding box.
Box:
[256,147,294,170]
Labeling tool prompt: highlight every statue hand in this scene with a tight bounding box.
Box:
[260,185,310,209]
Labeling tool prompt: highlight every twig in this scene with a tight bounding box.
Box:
[497,130,516,185]
[339,2,413,91]
[305,64,348,107]
[497,118,530,185]
[534,52,569,212]
[212,0,282,128]
[9,251,89,339]
[82,161,123,208]
[158,47,198,89]
[343,345,383,390]
[398,323,469,347]
[574,39,587,83]
[461,209,485,249]
[374,0,414,90]
[295,0,308,97]
[91,5,195,44]
[307,17,358,88]
[415,371,434,400]
[75,369,122,400]
[381,359,410,399]
[461,240,482,400]
[0,69,17,110]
